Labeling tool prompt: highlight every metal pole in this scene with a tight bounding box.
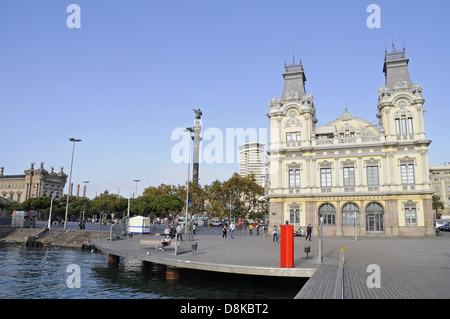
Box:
[64,138,81,230]
[319,216,323,264]
[47,194,54,230]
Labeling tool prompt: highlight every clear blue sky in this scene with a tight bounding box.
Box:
[1,0,449,198]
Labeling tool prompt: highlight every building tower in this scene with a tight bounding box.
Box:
[239,142,265,187]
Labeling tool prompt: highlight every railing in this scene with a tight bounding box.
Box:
[110,216,129,241]
[175,223,195,256]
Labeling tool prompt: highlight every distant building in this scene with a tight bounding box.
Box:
[239,142,265,187]
[429,162,450,216]
[0,162,67,202]
[267,47,435,237]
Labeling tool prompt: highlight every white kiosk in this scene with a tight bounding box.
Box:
[128,216,150,234]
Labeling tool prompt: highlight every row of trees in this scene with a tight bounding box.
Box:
[0,173,267,222]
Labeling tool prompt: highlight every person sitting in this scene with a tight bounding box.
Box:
[159,235,171,251]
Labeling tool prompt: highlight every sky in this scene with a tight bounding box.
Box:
[1,0,449,199]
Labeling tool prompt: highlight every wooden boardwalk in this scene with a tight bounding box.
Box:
[296,263,450,299]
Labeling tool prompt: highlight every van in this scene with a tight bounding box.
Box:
[209,218,222,226]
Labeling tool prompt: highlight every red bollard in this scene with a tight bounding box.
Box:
[280,224,294,268]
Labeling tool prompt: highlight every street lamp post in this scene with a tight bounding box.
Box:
[133,179,140,198]
[64,138,82,230]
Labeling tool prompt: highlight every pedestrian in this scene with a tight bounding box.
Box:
[222,224,227,238]
[249,224,253,236]
[230,222,236,239]
[262,224,266,237]
[306,223,312,241]
[176,224,183,241]
[193,224,197,235]
[256,224,260,236]
[272,226,278,243]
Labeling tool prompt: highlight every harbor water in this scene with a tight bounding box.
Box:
[0,243,306,299]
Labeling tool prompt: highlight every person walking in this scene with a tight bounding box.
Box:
[272,225,278,243]
[229,222,236,239]
[249,224,253,236]
[222,224,227,238]
[305,223,312,241]
[176,224,183,241]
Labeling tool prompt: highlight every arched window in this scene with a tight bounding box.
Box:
[366,202,384,232]
[342,202,360,225]
[319,203,336,225]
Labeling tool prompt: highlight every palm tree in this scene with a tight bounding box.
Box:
[432,194,445,219]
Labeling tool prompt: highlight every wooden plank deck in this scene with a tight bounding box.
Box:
[294,264,339,299]
[297,263,450,299]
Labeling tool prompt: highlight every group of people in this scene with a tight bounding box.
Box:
[222,222,236,238]
[271,224,313,243]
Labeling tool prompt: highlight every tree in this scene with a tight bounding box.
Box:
[155,194,184,219]
[432,194,445,219]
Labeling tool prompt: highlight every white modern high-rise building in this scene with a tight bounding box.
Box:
[238,142,265,187]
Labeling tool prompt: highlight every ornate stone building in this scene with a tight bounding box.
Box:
[0,162,67,202]
[267,47,434,237]
[429,162,450,216]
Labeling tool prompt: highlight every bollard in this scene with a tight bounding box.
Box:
[340,247,344,265]
[191,241,198,254]
[304,245,311,259]
[280,224,294,267]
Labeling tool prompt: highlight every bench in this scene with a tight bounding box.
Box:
[138,238,180,250]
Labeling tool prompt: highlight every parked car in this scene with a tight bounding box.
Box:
[439,222,450,232]
[434,220,448,228]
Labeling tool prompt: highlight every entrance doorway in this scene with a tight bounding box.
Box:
[366,202,384,232]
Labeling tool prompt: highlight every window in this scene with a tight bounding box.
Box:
[320,168,332,187]
[404,206,417,226]
[343,167,355,187]
[342,202,360,225]
[319,203,335,225]
[286,132,301,142]
[289,205,300,224]
[288,169,300,188]
[401,164,415,184]
[367,166,379,186]
[395,115,413,135]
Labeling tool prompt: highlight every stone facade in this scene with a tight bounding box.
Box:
[0,162,67,202]
[429,163,450,216]
[266,47,435,237]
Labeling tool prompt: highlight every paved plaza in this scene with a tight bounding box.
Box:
[94,224,450,295]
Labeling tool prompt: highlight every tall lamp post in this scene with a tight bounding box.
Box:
[133,179,140,198]
[64,138,82,230]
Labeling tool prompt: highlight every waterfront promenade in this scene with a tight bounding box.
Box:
[93,225,450,298]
